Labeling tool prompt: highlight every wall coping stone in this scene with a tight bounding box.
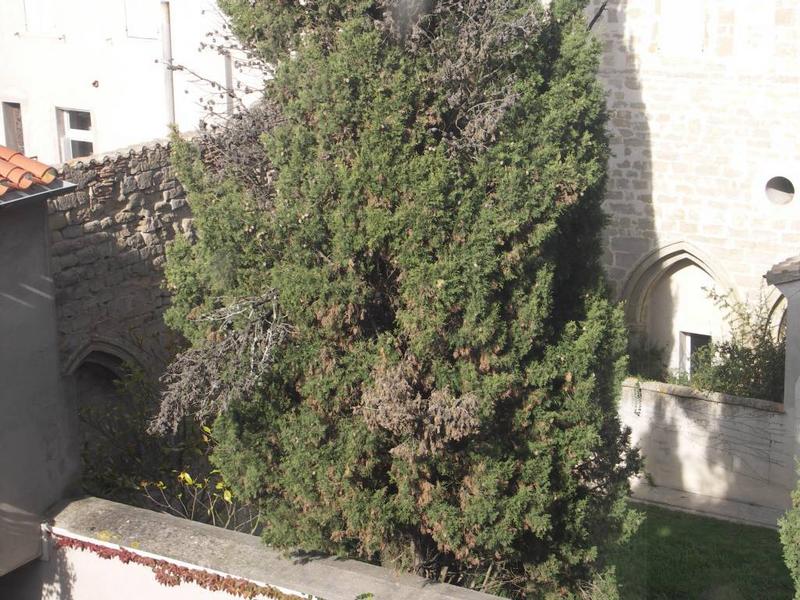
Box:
[48,496,502,600]
[622,377,784,414]
[56,132,200,171]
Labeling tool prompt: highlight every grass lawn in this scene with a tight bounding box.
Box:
[608,503,793,600]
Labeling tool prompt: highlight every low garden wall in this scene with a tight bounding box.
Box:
[0,497,501,600]
[620,378,793,520]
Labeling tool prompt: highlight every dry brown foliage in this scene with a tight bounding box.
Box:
[382,0,542,152]
[360,354,480,459]
[149,291,289,434]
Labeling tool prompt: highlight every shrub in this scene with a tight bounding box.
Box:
[627,340,667,382]
[79,366,257,533]
[780,469,800,599]
[78,366,174,503]
[156,0,641,596]
[690,291,785,403]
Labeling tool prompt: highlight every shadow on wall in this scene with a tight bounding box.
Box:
[0,539,76,600]
[598,0,793,527]
[51,145,190,382]
[46,146,193,495]
[592,0,683,499]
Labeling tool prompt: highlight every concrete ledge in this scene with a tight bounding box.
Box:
[622,377,784,414]
[47,497,500,600]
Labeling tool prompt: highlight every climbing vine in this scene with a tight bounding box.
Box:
[53,533,316,600]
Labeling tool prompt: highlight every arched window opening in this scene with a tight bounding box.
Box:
[73,351,141,497]
[622,243,735,381]
[642,259,728,378]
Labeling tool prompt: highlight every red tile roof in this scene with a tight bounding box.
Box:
[0,145,57,197]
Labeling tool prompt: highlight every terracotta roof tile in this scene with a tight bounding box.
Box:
[0,145,73,207]
[0,145,57,197]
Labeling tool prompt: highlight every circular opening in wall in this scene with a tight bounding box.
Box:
[766,176,795,205]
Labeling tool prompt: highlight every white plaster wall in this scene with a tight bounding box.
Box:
[2,545,281,600]
[620,380,793,511]
[645,261,728,371]
[0,0,260,165]
[593,0,800,306]
[0,197,80,575]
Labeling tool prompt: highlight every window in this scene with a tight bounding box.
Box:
[56,109,94,160]
[123,0,160,39]
[2,102,25,153]
[679,331,711,377]
[766,176,794,205]
[23,0,58,35]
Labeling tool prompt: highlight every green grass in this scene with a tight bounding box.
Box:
[607,504,793,600]
[469,502,793,599]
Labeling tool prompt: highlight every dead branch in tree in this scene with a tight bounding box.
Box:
[149,291,291,434]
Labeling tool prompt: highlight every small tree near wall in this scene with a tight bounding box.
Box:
[780,474,800,599]
[155,0,641,596]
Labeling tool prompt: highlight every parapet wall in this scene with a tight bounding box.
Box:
[0,497,501,600]
[620,378,792,523]
[49,141,192,375]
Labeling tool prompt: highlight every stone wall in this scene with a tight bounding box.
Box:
[49,141,192,375]
[592,0,800,302]
[620,379,792,523]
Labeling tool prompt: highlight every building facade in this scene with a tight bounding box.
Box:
[0,150,79,576]
[0,0,259,165]
[593,0,800,375]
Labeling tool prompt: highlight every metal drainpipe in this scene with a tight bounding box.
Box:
[161,0,176,127]
[224,52,234,115]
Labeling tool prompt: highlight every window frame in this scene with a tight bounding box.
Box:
[679,331,712,377]
[2,101,25,154]
[56,107,95,161]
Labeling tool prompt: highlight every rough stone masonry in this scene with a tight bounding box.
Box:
[50,141,192,376]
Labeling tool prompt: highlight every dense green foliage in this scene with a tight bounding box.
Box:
[781,472,800,599]
[689,292,785,403]
[162,0,640,595]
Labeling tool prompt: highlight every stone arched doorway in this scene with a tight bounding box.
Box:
[73,351,127,447]
[65,342,148,498]
[622,242,736,378]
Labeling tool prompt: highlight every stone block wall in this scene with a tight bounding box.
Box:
[620,379,791,517]
[592,0,800,303]
[49,141,192,375]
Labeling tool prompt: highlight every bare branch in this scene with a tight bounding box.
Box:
[149,291,290,434]
[587,1,608,32]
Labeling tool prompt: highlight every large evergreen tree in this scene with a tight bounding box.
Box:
[158,0,640,595]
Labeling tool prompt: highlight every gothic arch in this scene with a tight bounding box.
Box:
[63,337,146,377]
[766,286,787,339]
[620,241,738,335]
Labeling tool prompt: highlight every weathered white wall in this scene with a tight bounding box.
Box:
[0,0,260,164]
[593,0,800,309]
[0,196,80,575]
[5,546,257,600]
[0,497,502,600]
[620,379,792,514]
